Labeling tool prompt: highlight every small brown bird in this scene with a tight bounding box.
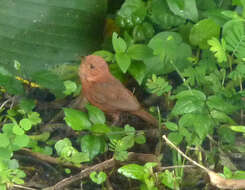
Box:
[79,55,159,127]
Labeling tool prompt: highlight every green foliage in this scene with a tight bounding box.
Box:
[159,170,179,190]
[208,37,227,64]
[55,138,90,164]
[80,135,106,160]
[90,171,107,185]
[63,108,91,131]
[189,19,220,49]
[31,70,65,99]
[149,0,185,29]
[0,74,24,95]
[167,0,198,22]
[63,80,77,96]
[223,19,245,59]
[146,74,172,96]
[116,0,147,29]
[0,99,42,188]
[147,32,192,74]
[118,162,158,190]
[1,0,245,189]
[109,125,146,161]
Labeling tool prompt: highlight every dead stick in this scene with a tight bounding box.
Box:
[44,152,158,190]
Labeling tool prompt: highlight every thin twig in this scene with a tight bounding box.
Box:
[157,165,195,171]
[12,184,37,190]
[162,135,209,172]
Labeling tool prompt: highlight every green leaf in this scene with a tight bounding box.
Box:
[218,127,235,144]
[64,108,91,131]
[116,0,147,29]
[147,32,192,75]
[65,168,71,174]
[70,152,90,164]
[91,124,111,134]
[132,22,155,42]
[63,80,77,96]
[0,74,24,95]
[28,112,42,125]
[12,125,24,135]
[160,170,175,189]
[144,162,158,169]
[223,19,245,59]
[0,184,6,190]
[19,118,32,131]
[190,19,220,49]
[55,138,72,155]
[207,95,239,114]
[90,171,107,185]
[81,135,106,160]
[146,74,172,96]
[8,159,19,169]
[165,122,178,131]
[112,33,127,53]
[230,125,245,133]
[0,148,12,160]
[118,164,145,181]
[0,134,10,148]
[93,50,114,62]
[208,37,227,64]
[174,89,206,100]
[114,150,129,161]
[19,98,35,113]
[115,53,131,73]
[150,0,185,30]
[135,135,146,144]
[128,44,153,60]
[13,134,30,149]
[223,166,233,178]
[168,132,183,145]
[128,61,146,85]
[120,135,135,150]
[232,170,245,179]
[210,110,236,124]
[167,0,198,22]
[124,125,136,135]
[31,70,65,99]
[179,113,213,143]
[86,104,106,124]
[172,96,205,115]
[0,0,107,76]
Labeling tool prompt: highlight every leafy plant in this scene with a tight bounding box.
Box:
[146,74,172,96]
[90,171,107,185]
[118,162,158,190]
[0,98,42,189]
[109,125,145,161]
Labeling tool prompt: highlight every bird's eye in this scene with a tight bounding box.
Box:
[90,64,95,69]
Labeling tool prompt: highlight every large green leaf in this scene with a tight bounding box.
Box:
[167,0,198,22]
[149,0,185,30]
[190,19,220,49]
[146,32,192,75]
[223,19,245,59]
[0,0,107,76]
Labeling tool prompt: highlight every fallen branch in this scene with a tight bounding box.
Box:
[43,152,158,190]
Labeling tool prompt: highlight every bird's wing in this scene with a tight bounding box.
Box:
[89,79,141,112]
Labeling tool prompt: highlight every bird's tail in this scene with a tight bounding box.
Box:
[131,108,159,127]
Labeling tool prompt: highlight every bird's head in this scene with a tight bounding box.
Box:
[79,55,109,81]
